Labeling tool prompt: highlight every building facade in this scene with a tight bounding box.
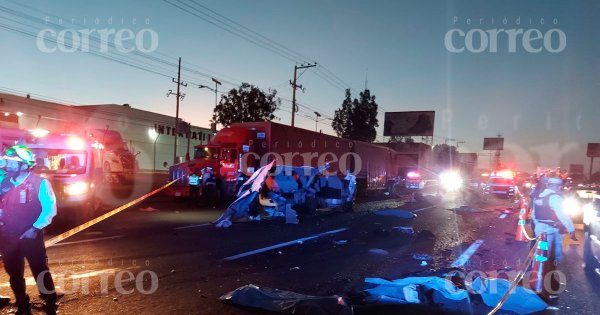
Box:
[0,92,212,171]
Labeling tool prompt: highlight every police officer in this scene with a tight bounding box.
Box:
[188,170,200,206]
[202,167,217,207]
[0,145,58,315]
[531,176,575,298]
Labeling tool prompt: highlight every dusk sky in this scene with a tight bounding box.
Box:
[1,0,599,172]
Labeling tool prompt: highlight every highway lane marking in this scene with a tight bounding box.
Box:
[411,205,437,213]
[499,213,508,219]
[50,235,125,247]
[450,239,484,268]
[173,223,212,230]
[223,228,349,261]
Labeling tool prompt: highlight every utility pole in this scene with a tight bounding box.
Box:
[290,63,316,127]
[167,57,186,165]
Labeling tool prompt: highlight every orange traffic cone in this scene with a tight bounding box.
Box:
[528,233,553,300]
[515,219,528,241]
[515,202,529,242]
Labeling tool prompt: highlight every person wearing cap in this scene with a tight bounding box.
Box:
[0,145,58,315]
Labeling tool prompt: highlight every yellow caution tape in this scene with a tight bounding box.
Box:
[487,237,541,315]
[44,178,179,248]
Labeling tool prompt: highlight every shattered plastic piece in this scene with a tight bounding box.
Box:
[220,284,352,315]
[368,248,390,256]
[290,267,300,270]
[333,240,348,245]
[392,226,415,234]
[420,261,428,266]
[470,277,547,314]
[374,209,416,219]
[412,254,432,261]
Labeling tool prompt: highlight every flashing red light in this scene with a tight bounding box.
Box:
[407,171,420,179]
[67,137,86,151]
[494,170,514,179]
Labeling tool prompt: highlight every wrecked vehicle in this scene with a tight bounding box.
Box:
[215,161,356,227]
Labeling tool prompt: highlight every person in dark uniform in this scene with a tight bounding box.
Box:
[0,145,58,315]
[188,170,201,206]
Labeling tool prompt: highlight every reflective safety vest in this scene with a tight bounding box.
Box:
[188,174,200,186]
[534,193,561,223]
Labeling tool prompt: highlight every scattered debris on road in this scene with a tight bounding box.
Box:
[333,240,348,245]
[412,253,432,261]
[368,248,390,256]
[220,284,352,315]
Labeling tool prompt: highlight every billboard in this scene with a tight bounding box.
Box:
[569,164,584,174]
[587,143,600,157]
[383,111,435,137]
[483,137,504,150]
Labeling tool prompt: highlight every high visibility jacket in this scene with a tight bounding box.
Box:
[188,174,200,186]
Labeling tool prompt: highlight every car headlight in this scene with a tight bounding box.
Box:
[562,197,580,216]
[583,203,597,225]
[440,171,463,192]
[64,182,89,196]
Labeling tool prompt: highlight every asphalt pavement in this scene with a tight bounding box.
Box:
[1,181,599,315]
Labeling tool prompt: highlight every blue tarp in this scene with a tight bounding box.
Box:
[470,277,547,314]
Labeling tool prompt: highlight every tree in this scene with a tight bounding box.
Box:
[331,89,353,139]
[332,89,379,142]
[211,83,280,127]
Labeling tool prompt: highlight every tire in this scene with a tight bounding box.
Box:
[584,231,600,275]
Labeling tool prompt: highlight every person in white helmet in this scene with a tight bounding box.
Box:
[531,176,575,300]
[0,145,58,315]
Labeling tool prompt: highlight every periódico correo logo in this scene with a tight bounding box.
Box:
[36,28,159,53]
[445,28,566,53]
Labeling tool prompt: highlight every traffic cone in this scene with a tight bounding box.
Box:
[528,233,553,300]
[515,218,528,241]
[515,202,529,242]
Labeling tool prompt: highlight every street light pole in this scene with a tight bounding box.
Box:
[212,78,221,110]
[314,111,321,131]
[153,135,159,172]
